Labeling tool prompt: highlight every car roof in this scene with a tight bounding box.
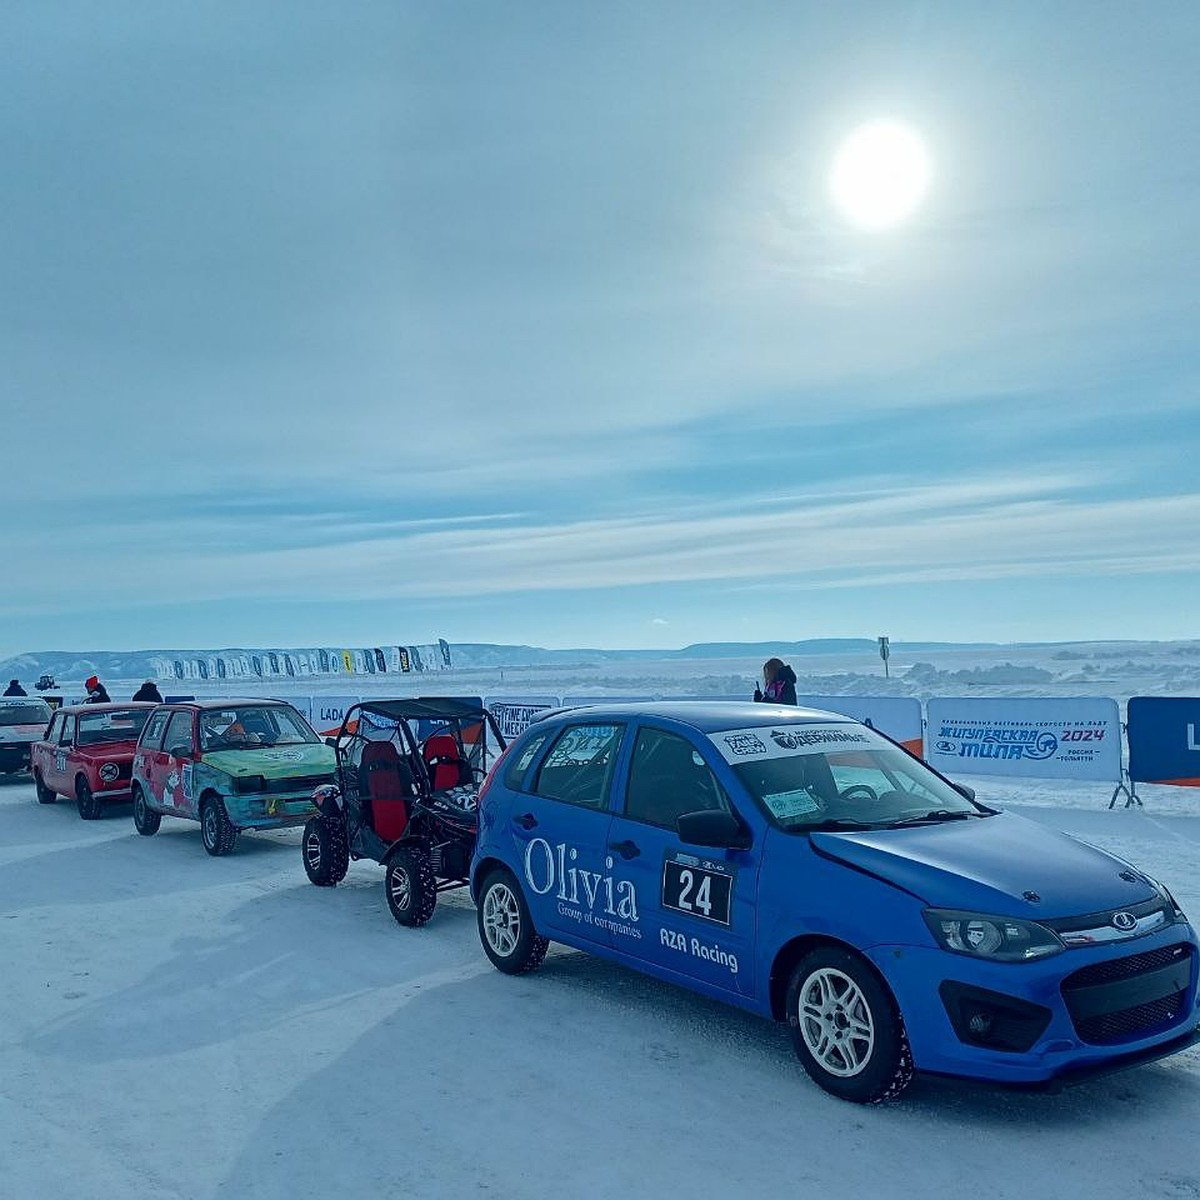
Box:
[531,700,858,734]
[58,701,158,715]
[163,698,298,710]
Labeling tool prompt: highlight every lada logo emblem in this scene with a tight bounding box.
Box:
[1111,911,1137,932]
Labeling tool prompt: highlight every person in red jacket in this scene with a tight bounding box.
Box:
[84,675,111,704]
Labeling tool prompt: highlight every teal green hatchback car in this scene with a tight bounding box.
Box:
[130,699,335,855]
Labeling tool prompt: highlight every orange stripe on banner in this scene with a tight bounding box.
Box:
[901,738,924,757]
[1149,777,1200,788]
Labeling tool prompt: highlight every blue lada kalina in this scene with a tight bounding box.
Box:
[470,703,1199,1103]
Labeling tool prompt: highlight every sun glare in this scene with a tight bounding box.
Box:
[829,120,931,230]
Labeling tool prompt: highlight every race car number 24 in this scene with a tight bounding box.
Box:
[661,853,733,926]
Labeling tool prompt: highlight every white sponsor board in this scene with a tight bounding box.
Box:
[794,695,924,756]
[485,696,560,740]
[308,695,360,738]
[925,697,1121,782]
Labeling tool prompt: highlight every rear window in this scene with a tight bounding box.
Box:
[0,700,51,726]
[504,731,550,792]
[77,709,153,746]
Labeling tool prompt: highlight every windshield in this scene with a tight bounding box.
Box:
[0,701,51,726]
[199,706,319,750]
[714,722,982,831]
[77,708,152,745]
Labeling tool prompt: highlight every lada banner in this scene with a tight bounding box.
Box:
[1127,696,1200,786]
[925,697,1121,782]
[484,696,561,740]
[308,696,360,738]
[794,695,924,757]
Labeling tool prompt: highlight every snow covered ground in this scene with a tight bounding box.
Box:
[2,763,1198,1198]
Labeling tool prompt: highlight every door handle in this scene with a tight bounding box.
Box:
[513,812,538,831]
[608,839,641,860]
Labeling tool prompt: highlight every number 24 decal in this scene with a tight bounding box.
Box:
[677,869,713,917]
[661,857,733,926]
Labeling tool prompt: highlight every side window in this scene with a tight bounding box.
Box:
[625,728,729,830]
[504,731,550,792]
[163,712,195,757]
[533,723,624,811]
[140,710,170,751]
[58,715,75,746]
[45,713,62,743]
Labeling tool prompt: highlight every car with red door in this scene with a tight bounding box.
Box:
[129,699,335,855]
[0,696,52,776]
[31,703,156,818]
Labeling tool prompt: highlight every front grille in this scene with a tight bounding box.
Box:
[261,773,332,795]
[1074,994,1186,1045]
[1061,943,1194,1045]
[1064,944,1188,989]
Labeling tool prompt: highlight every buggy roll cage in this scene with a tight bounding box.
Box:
[329,697,507,795]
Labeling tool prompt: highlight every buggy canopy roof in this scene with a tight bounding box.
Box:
[349,697,487,723]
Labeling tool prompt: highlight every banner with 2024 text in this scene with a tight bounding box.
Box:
[924,697,1121,782]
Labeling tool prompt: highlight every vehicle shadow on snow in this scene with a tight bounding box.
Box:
[24,875,482,1065]
[210,946,1200,1200]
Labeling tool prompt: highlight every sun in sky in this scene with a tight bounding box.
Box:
[829,119,932,230]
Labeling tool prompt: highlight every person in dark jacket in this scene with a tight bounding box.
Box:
[132,680,164,703]
[753,658,797,705]
[84,675,111,704]
[3,679,26,696]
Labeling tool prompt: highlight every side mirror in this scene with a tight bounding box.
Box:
[676,809,751,850]
[953,782,976,802]
[325,736,337,748]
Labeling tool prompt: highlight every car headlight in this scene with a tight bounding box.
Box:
[99,763,120,782]
[233,775,266,794]
[924,908,1064,962]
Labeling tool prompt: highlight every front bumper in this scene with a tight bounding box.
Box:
[226,794,317,830]
[870,922,1200,1085]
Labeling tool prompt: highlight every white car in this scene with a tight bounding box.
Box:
[0,697,52,775]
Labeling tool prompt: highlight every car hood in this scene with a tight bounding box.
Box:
[0,724,47,742]
[809,811,1157,918]
[201,744,335,778]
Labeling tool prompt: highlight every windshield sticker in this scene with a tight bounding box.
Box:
[713,723,875,764]
[762,789,822,821]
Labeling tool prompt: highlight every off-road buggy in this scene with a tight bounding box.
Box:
[302,697,506,926]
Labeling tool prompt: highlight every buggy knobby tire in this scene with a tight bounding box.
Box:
[132,784,161,836]
[200,795,239,856]
[302,815,349,886]
[76,776,103,821]
[385,848,437,927]
[35,771,56,804]
[786,947,913,1104]
[477,868,549,976]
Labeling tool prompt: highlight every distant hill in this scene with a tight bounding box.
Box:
[0,637,1013,685]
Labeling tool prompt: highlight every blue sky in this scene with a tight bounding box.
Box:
[3,2,1198,656]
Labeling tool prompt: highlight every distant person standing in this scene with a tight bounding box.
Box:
[132,680,164,703]
[753,658,797,705]
[3,679,26,696]
[84,675,111,704]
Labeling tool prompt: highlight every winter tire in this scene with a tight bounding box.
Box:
[385,848,437,927]
[302,815,349,886]
[787,947,913,1104]
[200,796,239,856]
[76,777,103,821]
[132,784,161,836]
[477,868,549,976]
[35,772,56,804]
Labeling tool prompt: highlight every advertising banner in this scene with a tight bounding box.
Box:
[925,697,1121,782]
[485,696,561,740]
[1127,697,1200,786]
[794,695,925,757]
[309,695,360,739]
